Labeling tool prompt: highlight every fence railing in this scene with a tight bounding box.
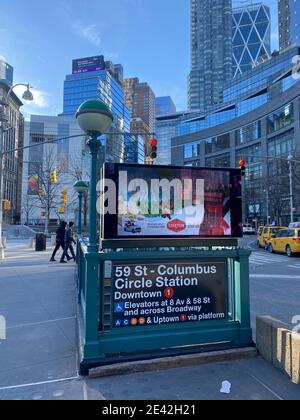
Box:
[76,237,253,373]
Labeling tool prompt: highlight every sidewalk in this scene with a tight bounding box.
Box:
[0,241,299,400]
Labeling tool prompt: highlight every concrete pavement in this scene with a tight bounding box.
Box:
[0,239,299,400]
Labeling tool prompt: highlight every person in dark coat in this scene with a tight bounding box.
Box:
[50,221,71,262]
[60,222,76,263]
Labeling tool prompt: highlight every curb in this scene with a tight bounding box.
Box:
[89,347,257,378]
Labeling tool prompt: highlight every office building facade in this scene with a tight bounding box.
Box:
[63,56,130,132]
[279,0,300,50]
[0,59,13,87]
[172,47,300,225]
[156,96,177,116]
[233,3,271,77]
[155,111,193,166]
[188,0,233,112]
[0,80,24,223]
[123,77,156,156]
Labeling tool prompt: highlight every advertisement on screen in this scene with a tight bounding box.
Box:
[102,163,243,239]
[72,56,105,74]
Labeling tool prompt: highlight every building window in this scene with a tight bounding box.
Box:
[236,121,261,146]
[267,103,294,134]
[184,142,200,159]
[205,134,230,154]
[268,131,294,176]
[205,154,230,168]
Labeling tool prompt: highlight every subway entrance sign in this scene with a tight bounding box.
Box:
[76,163,253,375]
[112,262,227,329]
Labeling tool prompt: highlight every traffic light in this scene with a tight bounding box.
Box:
[58,207,65,215]
[60,190,68,206]
[239,160,246,177]
[151,139,158,160]
[51,170,57,184]
[3,200,11,211]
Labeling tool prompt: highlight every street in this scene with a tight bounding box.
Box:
[240,236,300,331]
[0,239,299,400]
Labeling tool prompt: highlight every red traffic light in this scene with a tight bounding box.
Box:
[239,160,246,167]
[151,139,158,147]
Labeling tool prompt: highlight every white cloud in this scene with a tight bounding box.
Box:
[76,24,102,47]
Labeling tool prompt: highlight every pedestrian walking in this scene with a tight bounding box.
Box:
[50,221,71,262]
[60,222,76,263]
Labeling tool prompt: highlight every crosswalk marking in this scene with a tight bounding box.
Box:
[249,252,297,266]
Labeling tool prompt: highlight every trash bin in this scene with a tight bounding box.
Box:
[35,233,46,252]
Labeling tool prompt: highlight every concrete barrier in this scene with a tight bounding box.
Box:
[256,316,300,385]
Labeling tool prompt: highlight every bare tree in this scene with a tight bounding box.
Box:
[33,146,64,232]
[22,195,36,225]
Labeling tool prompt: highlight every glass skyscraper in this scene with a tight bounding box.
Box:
[233,3,271,77]
[156,96,176,116]
[279,0,300,50]
[188,0,233,113]
[62,56,131,164]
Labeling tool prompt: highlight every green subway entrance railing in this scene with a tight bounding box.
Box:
[76,238,253,375]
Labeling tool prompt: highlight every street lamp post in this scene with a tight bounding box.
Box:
[76,100,113,253]
[0,83,34,259]
[74,180,89,235]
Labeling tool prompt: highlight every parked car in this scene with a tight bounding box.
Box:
[268,228,300,257]
[257,226,285,249]
[243,224,256,235]
[124,221,142,234]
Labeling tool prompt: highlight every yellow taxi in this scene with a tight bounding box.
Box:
[257,226,284,250]
[268,228,300,257]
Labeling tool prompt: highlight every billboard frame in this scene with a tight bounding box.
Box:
[102,162,243,241]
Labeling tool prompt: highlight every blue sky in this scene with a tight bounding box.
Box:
[0,0,279,117]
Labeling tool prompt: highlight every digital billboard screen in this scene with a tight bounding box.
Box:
[102,163,243,239]
[72,56,105,75]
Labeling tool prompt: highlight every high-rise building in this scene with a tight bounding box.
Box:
[188,0,233,113]
[0,59,13,86]
[156,96,177,116]
[156,111,193,165]
[123,78,156,156]
[279,0,300,50]
[0,79,24,223]
[123,78,156,132]
[63,55,129,131]
[172,46,300,225]
[233,3,271,77]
